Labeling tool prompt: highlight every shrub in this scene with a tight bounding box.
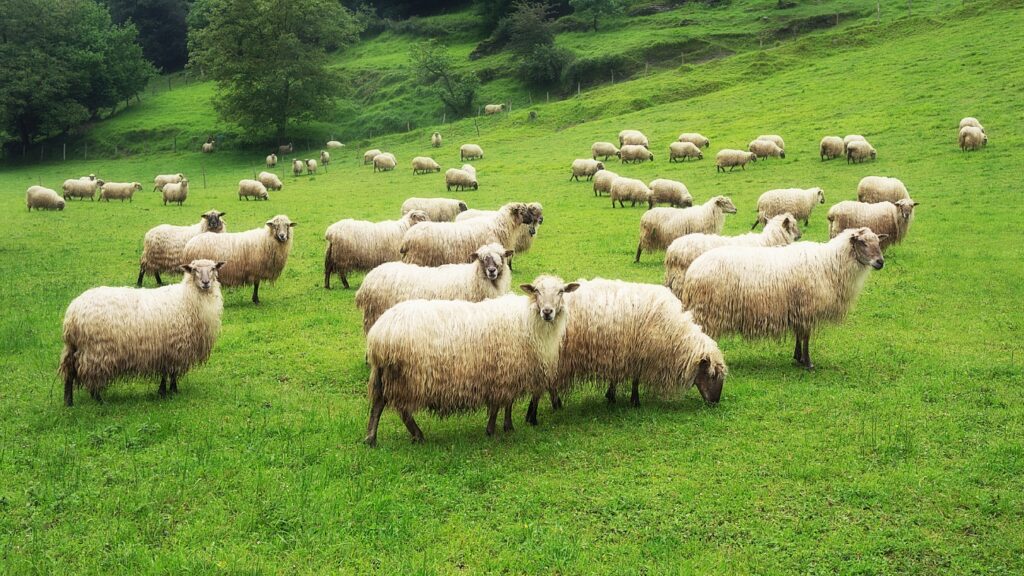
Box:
[518,44,576,87]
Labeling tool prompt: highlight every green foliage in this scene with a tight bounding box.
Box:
[505,1,557,54]
[518,44,576,87]
[106,0,190,71]
[410,40,481,116]
[569,0,623,31]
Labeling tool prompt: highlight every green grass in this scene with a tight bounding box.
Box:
[2,1,1023,572]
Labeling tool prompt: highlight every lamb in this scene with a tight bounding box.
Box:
[363,275,579,445]
[827,199,917,250]
[60,259,225,406]
[635,196,738,262]
[678,133,710,148]
[26,186,65,211]
[258,171,283,191]
[846,140,876,163]
[460,144,484,161]
[99,182,142,202]
[820,136,844,160]
[524,279,727,425]
[618,130,649,147]
[373,153,396,172]
[610,177,653,209]
[753,187,825,228]
[138,210,227,286]
[857,176,909,204]
[363,149,382,164]
[400,202,536,266]
[320,150,331,166]
[202,142,214,153]
[592,169,619,197]
[619,144,654,163]
[959,117,983,131]
[182,215,296,304]
[715,149,757,172]
[162,179,189,206]
[292,159,304,176]
[748,138,786,159]
[323,211,429,289]
[431,132,442,148]
[570,159,605,181]
[412,156,441,174]
[355,242,513,333]
[664,213,801,292]
[153,173,184,192]
[484,104,505,114]
[756,134,785,150]
[669,141,703,162]
[62,178,104,201]
[238,179,269,201]
[453,203,544,262]
[958,126,987,151]
[279,143,294,155]
[679,228,886,369]
[591,142,619,161]
[401,197,467,222]
[306,158,318,175]
[266,153,277,168]
[326,140,345,149]
[445,167,478,191]
[648,178,693,208]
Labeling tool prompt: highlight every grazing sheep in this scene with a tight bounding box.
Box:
[460,144,484,161]
[99,182,142,202]
[748,138,786,159]
[153,173,184,192]
[753,187,825,228]
[846,140,876,163]
[292,159,304,176]
[412,156,441,174]
[618,130,649,147]
[843,134,866,151]
[484,104,505,114]
[363,149,382,164]
[648,178,693,208]
[279,143,294,155]
[355,243,513,333]
[619,144,654,164]
[610,177,653,209]
[431,132,442,148]
[326,140,345,149]
[959,117,983,131]
[162,179,189,206]
[182,215,296,304]
[592,169,619,197]
[324,211,429,289]
[266,153,278,168]
[680,228,886,369]
[238,179,269,201]
[26,186,65,211]
[453,203,544,264]
[373,154,397,172]
[570,159,605,181]
[525,279,726,425]
[669,141,703,162]
[202,142,214,153]
[820,136,844,160]
[60,259,225,406]
[258,171,283,191]
[461,163,477,177]
[363,275,579,445]
[591,142,620,161]
[715,149,757,172]
[678,133,710,148]
[306,158,318,175]
[635,196,738,262]
[62,178,103,201]
[757,134,785,150]
[857,176,909,204]
[958,126,987,151]
[401,197,467,222]
[320,150,330,166]
[664,214,801,292]
[138,210,227,286]
[445,167,478,191]
[827,199,917,250]
[400,202,536,266]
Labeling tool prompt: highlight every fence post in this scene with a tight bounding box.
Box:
[474,118,480,137]
[167,77,171,91]
[442,112,446,124]
[40,143,44,162]
[84,142,88,160]
[201,160,207,189]
[63,143,66,161]
[546,92,550,104]
[407,121,410,132]
[577,82,581,97]
[876,2,881,22]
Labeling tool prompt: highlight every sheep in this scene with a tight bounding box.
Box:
[619,144,654,164]
[355,242,513,333]
[363,149,382,164]
[610,177,653,209]
[591,142,620,160]
[846,140,876,163]
[324,211,429,289]
[757,134,785,150]
[266,153,278,168]
[279,143,294,155]
[373,153,396,172]
[62,178,104,201]
[202,141,214,153]
[412,156,441,174]
[320,150,331,166]
[827,199,917,250]
[748,138,786,159]
[715,149,757,172]
[484,103,505,114]
[570,159,605,181]
[678,133,710,148]
[292,159,304,176]
[61,259,225,406]
[162,179,189,206]
[958,126,987,151]
[461,163,476,177]
[400,202,536,267]
[857,176,909,204]
[79,174,97,182]
[326,140,345,149]
[635,196,738,262]
[401,197,467,222]
[843,134,866,151]
[648,178,693,208]
[258,171,283,191]
[524,279,727,425]
[26,186,65,211]
[445,167,478,191]
[669,141,703,162]
[138,210,227,286]
[153,173,184,192]
[664,213,802,292]
[592,169,619,197]
[99,182,142,202]
[680,227,886,369]
[306,158,318,175]
[453,203,544,265]
[959,117,983,131]
[363,275,579,445]
[460,144,484,161]
[618,130,649,147]
[753,187,825,228]
[820,136,844,160]
[238,179,269,201]
[182,215,296,304]
[431,132,442,148]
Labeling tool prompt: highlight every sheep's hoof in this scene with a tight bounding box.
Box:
[503,422,515,433]
[363,436,377,448]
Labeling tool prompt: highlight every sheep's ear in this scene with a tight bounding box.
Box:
[913,202,920,206]
[180,264,193,274]
[520,284,537,295]
[214,261,226,270]
[876,234,889,240]
[469,252,479,262]
[504,249,514,259]
[218,211,226,217]
[288,222,297,227]
[265,220,274,227]
[562,282,581,293]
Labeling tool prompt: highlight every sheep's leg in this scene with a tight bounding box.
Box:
[340,273,350,290]
[136,266,146,287]
[63,371,74,407]
[550,388,562,410]
[526,394,540,426]
[252,281,260,304]
[630,379,640,407]
[399,410,424,443]
[751,219,759,230]
[486,405,499,436]
[170,374,178,393]
[503,403,514,433]
[323,259,332,290]
[804,218,809,227]
[89,388,102,403]
[801,334,814,371]
[364,369,387,447]
[634,242,643,263]
[794,336,803,362]
[605,383,617,404]
[154,272,163,286]
[158,374,167,397]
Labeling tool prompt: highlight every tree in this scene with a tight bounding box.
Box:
[188,0,361,143]
[569,0,622,32]
[410,41,480,116]
[500,2,574,88]
[105,0,190,72]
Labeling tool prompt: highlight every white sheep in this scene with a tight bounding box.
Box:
[99,182,142,202]
[820,136,844,160]
[412,156,441,174]
[618,129,649,147]
[843,134,866,151]
[401,197,468,222]
[373,153,396,172]
[958,126,987,151]
[400,202,536,266]
[846,140,876,163]
[138,210,227,286]
[827,199,917,250]
[619,144,654,163]
[306,158,318,175]
[484,104,505,114]
[756,134,785,150]
[857,176,909,204]
[279,143,294,155]
[292,159,304,176]
[326,140,345,149]
[323,210,429,289]
[258,171,283,191]
[266,153,278,168]
[591,141,620,161]
[445,167,478,191]
[453,203,544,266]
[592,169,619,197]
[153,173,184,192]
[677,133,710,148]
[669,141,703,162]
[610,177,653,209]
[748,138,786,159]
[648,178,693,208]
[959,117,983,131]
[320,150,330,166]
[753,187,825,228]
[363,149,382,164]
[238,179,269,201]
[202,141,214,153]
[715,149,757,172]
[635,196,738,262]
[570,159,606,181]
[431,132,442,148]
[162,179,189,206]
[62,178,103,201]
[26,186,65,211]
[460,144,484,161]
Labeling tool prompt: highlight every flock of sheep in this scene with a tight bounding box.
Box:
[45,115,986,447]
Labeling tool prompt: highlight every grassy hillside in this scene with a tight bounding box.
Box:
[2,0,1022,573]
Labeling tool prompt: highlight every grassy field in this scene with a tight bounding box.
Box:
[2,1,1023,573]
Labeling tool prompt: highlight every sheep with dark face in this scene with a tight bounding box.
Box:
[827,199,918,250]
[138,210,227,286]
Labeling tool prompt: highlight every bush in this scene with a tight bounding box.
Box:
[561,54,638,91]
[552,14,591,32]
[385,16,451,37]
[518,44,576,87]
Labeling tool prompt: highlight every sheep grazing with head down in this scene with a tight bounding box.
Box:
[400,202,536,266]
[373,153,396,172]
[525,278,727,425]
[619,144,654,163]
[153,173,184,192]
[715,149,757,172]
[846,140,876,163]
[959,117,983,131]
[412,156,441,174]
[99,182,142,202]
[827,199,917,250]
[460,144,484,161]
[958,126,987,151]
[484,103,505,115]
[618,129,649,148]
[748,138,786,159]
[401,197,467,222]
[678,133,710,148]
[431,132,442,148]
[363,275,579,446]
[182,215,295,304]
[664,213,802,293]
[669,141,703,162]
[60,259,225,406]
[635,196,738,262]
[757,134,785,150]
[363,149,382,164]
[162,179,189,206]
[753,187,825,228]
[356,242,513,333]
[26,186,65,211]
[266,153,277,168]
[680,227,886,369]
[570,159,605,181]
[138,210,227,286]
[258,171,283,191]
[610,177,653,209]
[454,203,543,268]
[238,179,269,201]
[857,176,909,204]
[591,141,620,161]
[326,140,345,149]
[445,167,478,191]
[592,169,619,197]
[820,136,844,160]
[649,178,692,208]
[62,178,104,201]
[323,210,429,289]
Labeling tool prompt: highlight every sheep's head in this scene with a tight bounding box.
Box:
[527,202,544,225]
[266,215,296,243]
[181,259,225,292]
[508,203,530,224]
[767,213,802,241]
[870,149,877,159]
[57,199,65,211]
[694,354,727,404]
[595,161,605,171]
[748,153,757,162]
[521,275,580,323]
[894,199,918,221]
[713,196,738,214]
[405,210,429,225]
[849,228,885,269]
[457,202,468,212]
[201,210,226,232]
[471,244,513,282]
[816,188,826,204]
[697,151,704,160]
[132,182,143,191]
[779,150,786,159]
[615,150,622,158]
[703,138,710,148]
[647,151,655,161]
